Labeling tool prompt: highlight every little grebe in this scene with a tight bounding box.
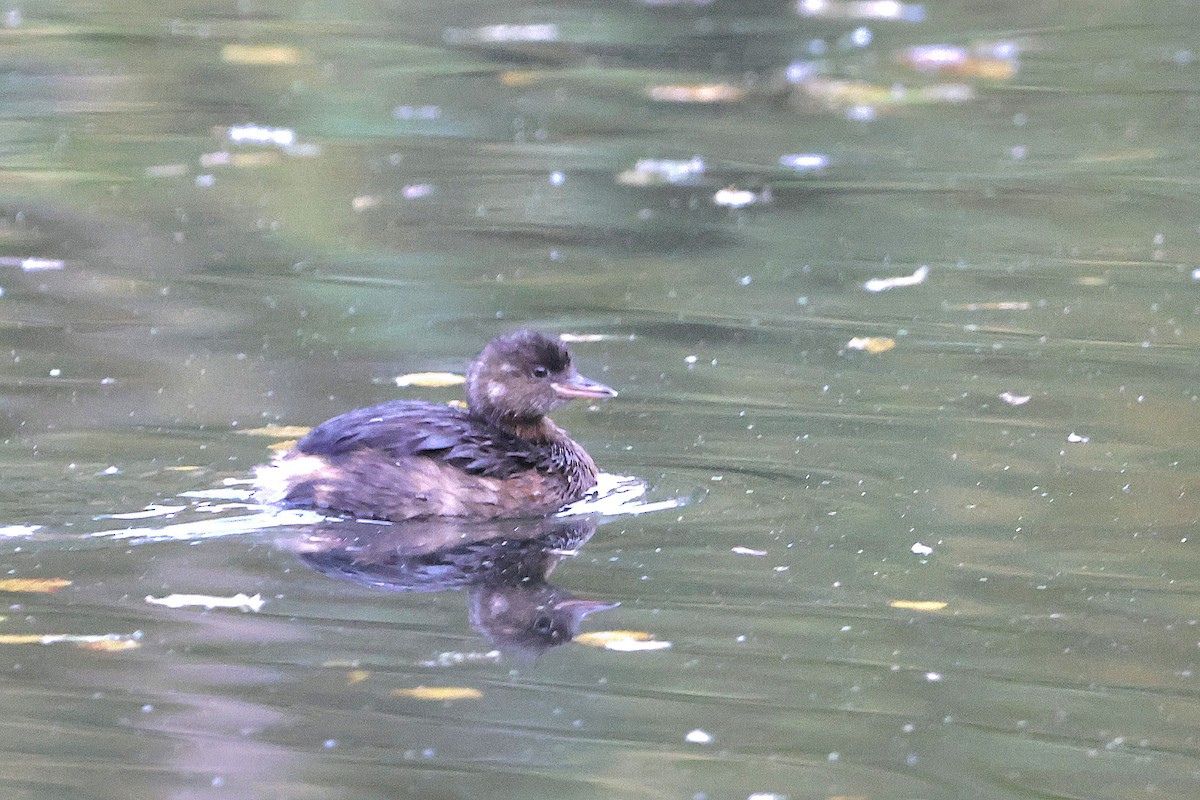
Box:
[255,330,616,521]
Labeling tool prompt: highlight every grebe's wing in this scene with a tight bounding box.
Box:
[295,400,538,478]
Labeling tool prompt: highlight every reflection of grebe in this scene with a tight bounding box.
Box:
[256,331,617,522]
[295,516,616,655]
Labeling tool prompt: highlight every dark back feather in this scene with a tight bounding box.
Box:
[296,400,541,478]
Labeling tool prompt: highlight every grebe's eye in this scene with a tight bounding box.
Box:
[532,365,549,379]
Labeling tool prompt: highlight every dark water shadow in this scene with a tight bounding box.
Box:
[288,515,617,661]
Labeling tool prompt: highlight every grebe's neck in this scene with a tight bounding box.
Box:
[473,405,558,443]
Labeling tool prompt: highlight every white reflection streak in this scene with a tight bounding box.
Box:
[864,264,929,292]
[227,124,294,147]
[797,0,925,22]
[89,473,680,543]
[92,507,326,542]
[558,472,686,517]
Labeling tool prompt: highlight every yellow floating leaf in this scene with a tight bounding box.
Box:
[575,630,672,652]
[889,600,948,612]
[559,333,616,343]
[0,578,71,593]
[801,76,974,108]
[347,670,370,685]
[395,372,466,388]
[966,59,1017,80]
[576,630,653,646]
[646,83,746,104]
[916,84,975,104]
[0,633,138,646]
[230,152,283,168]
[616,169,657,186]
[800,77,895,107]
[236,425,312,438]
[1074,148,1160,165]
[79,639,141,652]
[500,70,541,86]
[322,659,362,668]
[145,163,189,178]
[390,686,483,701]
[268,439,298,452]
[846,336,896,354]
[164,465,204,472]
[221,44,307,66]
[899,45,1017,81]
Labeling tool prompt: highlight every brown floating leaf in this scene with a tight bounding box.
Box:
[391,686,483,701]
[0,578,71,593]
[889,600,948,612]
[963,59,1016,80]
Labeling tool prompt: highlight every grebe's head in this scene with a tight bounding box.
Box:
[466,330,616,425]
